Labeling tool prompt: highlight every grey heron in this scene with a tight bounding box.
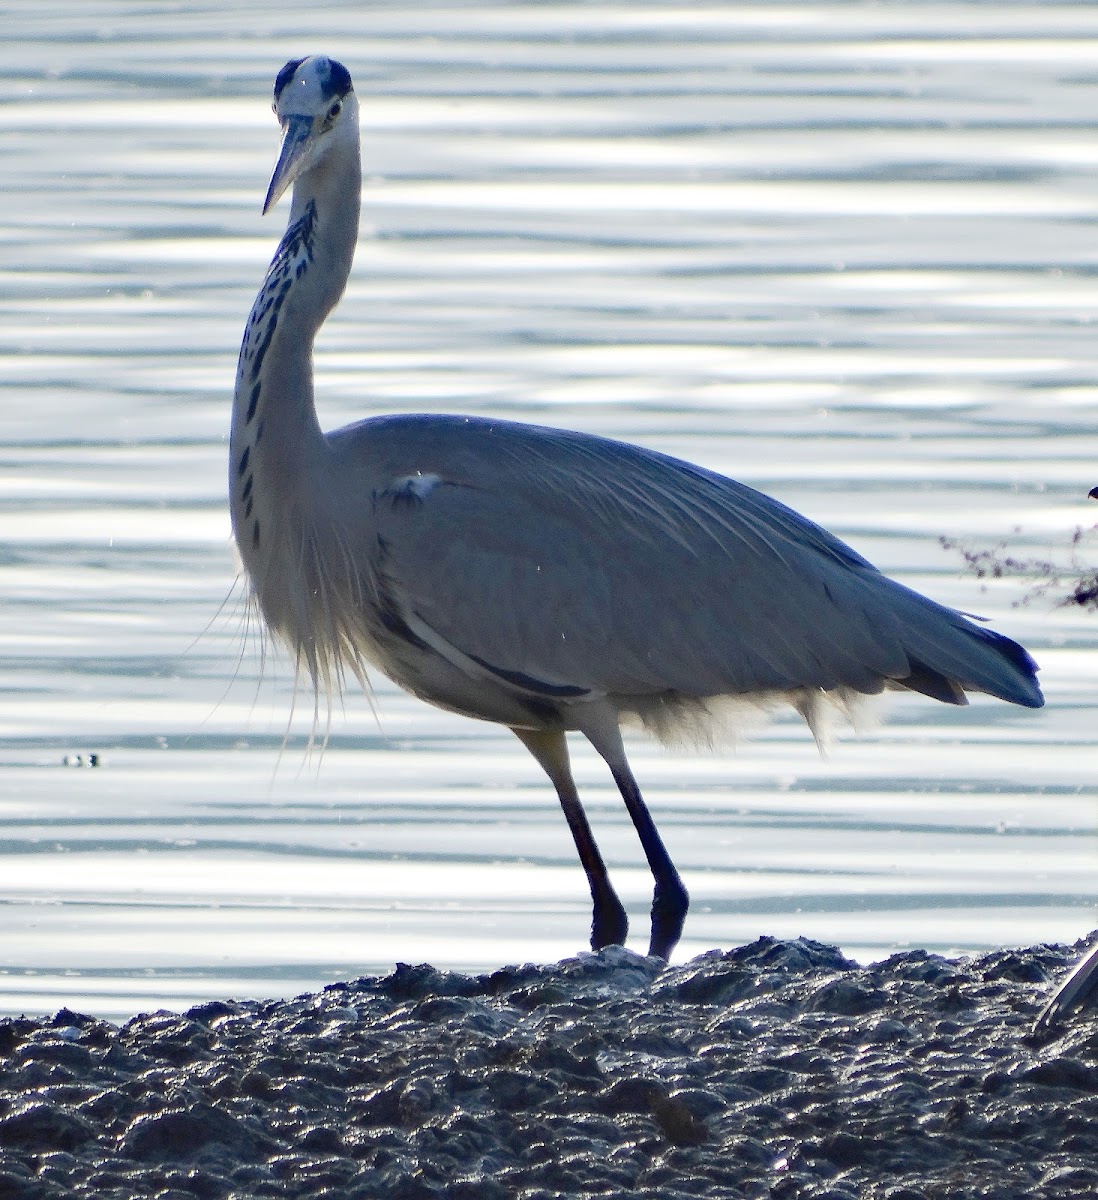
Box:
[231,55,1044,965]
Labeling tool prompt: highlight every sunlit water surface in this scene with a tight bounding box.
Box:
[1,2,1097,1020]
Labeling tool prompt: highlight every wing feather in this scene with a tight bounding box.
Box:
[345,415,1040,709]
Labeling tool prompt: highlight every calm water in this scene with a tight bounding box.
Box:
[1,2,1096,1020]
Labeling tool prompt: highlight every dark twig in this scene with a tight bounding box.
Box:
[939,521,1098,611]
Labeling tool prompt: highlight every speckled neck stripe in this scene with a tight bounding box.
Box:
[238,198,317,425]
[233,197,318,555]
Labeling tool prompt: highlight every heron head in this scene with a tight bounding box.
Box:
[263,56,357,214]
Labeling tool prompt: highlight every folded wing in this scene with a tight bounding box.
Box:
[363,417,1042,710]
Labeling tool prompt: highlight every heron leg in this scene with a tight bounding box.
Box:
[607,760,689,960]
[578,711,689,960]
[512,727,629,951]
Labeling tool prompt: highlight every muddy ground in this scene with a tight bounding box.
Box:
[0,936,1096,1198]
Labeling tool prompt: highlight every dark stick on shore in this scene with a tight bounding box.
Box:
[0,936,1096,1199]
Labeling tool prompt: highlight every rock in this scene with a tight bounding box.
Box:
[121,1104,272,1162]
[1019,1057,1098,1090]
[806,977,886,1016]
[645,1084,711,1146]
[0,1102,95,1152]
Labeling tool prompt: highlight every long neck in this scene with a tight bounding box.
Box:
[229,137,364,681]
[231,142,360,480]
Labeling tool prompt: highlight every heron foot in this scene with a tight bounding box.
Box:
[647,875,689,960]
[590,892,629,950]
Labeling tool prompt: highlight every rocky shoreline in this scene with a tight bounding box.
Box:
[0,936,1096,1198]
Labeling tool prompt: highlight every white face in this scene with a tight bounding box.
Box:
[264,57,358,211]
[274,56,353,122]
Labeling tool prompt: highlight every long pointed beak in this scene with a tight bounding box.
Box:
[263,115,314,214]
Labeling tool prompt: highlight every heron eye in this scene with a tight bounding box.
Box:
[327,100,342,119]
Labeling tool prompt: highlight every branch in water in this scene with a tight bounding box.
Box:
[939,524,1098,611]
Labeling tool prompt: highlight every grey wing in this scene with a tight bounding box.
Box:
[369,428,1036,707]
